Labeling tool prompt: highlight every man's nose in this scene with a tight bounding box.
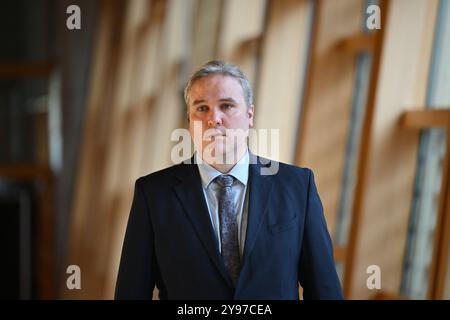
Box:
[207,110,223,127]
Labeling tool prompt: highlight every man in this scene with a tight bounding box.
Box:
[115,60,343,299]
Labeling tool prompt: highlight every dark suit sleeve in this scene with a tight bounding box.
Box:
[298,169,344,299]
[115,179,156,299]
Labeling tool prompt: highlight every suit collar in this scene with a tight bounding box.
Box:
[240,153,275,269]
[195,150,250,188]
[173,161,234,288]
[174,151,276,289]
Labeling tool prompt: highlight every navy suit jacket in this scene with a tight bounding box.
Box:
[115,153,343,299]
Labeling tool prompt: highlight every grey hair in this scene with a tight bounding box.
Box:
[184,60,254,108]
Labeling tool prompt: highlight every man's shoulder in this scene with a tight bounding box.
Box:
[135,157,194,187]
[255,154,312,179]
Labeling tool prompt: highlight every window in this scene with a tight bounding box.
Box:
[401,0,450,299]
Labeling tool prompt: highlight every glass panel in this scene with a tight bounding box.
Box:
[333,0,378,248]
[334,52,372,246]
[401,128,447,299]
[401,0,450,299]
[444,231,450,299]
[0,77,50,163]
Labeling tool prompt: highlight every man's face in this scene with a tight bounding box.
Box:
[187,74,254,163]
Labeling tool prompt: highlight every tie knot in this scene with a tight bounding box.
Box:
[216,174,234,189]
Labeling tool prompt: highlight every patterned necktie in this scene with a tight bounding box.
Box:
[215,174,241,286]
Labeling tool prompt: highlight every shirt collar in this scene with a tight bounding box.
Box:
[196,149,249,189]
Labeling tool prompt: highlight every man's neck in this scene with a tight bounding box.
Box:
[200,147,248,174]
[211,161,237,174]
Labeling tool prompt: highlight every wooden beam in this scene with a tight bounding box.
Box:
[255,0,313,163]
[335,32,376,55]
[190,0,223,70]
[0,164,52,181]
[400,109,450,129]
[429,126,450,299]
[343,0,389,298]
[232,34,263,62]
[334,245,347,262]
[344,0,438,299]
[66,0,127,299]
[371,291,409,300]
[0,61,52,78]
[217,0,267,81]
[294,0,366,238]
[400,108,450,299]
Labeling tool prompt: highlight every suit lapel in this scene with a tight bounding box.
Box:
[172,157,233,288]
[241,154,275,268]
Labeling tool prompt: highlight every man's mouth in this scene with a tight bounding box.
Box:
[210,134,226,142]
[206,130,226,139]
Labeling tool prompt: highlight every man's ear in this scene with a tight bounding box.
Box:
[248,105,254,127]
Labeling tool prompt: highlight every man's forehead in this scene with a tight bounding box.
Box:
[189,75,244,101]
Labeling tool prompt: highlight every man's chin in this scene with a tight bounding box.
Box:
[200,145,239,165]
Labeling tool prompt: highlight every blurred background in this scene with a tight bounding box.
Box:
[0,0,449,300]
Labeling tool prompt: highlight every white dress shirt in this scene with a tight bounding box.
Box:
[196,150,249,259]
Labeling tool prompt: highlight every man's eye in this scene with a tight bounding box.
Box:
[197,106,207,112]
[221,104,233,109]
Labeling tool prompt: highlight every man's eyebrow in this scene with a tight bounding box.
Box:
[192,98,238,105]
[192,99,206,105]
[219,98,238,104]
